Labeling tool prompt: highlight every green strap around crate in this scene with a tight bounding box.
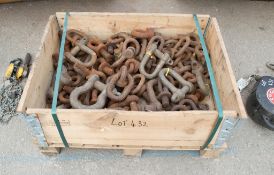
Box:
[193,14,223,150]
[51,12,69,147]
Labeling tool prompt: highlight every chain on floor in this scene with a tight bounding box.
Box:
[0,80,23,124]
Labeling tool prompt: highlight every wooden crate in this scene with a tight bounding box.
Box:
[17,12,246,158]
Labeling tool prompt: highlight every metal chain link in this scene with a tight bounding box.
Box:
[0,79,23,124]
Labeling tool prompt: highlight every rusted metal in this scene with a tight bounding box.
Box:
[131,74,146,95]
[71,75,82,86]
[159,68,194,103]
[142,91,151,103]
[174,65,191,74]
[137,39,148,61]
[147,35,165,51]
[66,29,86,46]
[63,85,75,93]
[65,37,97,67]
[75,63,106,81]
[164,39,178,49]
[106,43,116,55]
[98,58,114,76]
[70,75,107,109]
[145,54,156,71]
[166,74,177,87]
[109,95,139,111]
[146,79,162,110]
[116,66,129,87]
[108,32,129,44]
[198,103,210,110]
[191,58,209,96]
[171,104,191,111]
[179,99,198,110]
[194,45,205,64]
[60,66,72,85]
[185,94,199,104]
[137,84,147,96]
[50,29,211,111]
[83,91,91,105]
[87,36,112,61]
[111,37,140,68]
[90,89,98,104]
[125,58,140,74]
[140,43,173,79]
[131,28,154,39]
[129,101,139,111]
[106,70,134,101]
[157,80,171,108]
[174,35,191,58]
[182,71,197,83]
[173,49,192,66]
[58,90,70,104]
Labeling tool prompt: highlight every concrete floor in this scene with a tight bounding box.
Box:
[0,0,274,175]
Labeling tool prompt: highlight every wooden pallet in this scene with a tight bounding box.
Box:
[17,12,246,158]
[0,0,23,4]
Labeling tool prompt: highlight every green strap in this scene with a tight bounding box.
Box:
[193,14,223,149]
[51,12,69,147]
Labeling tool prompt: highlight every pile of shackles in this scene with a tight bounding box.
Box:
[46,28,211,111]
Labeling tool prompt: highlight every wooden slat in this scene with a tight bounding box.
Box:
[56,12,209,39]
[48,143,201,150]
[205,18,247,118]
[17,16,59,112]
[28,109,219,148]
[0,0,23,3]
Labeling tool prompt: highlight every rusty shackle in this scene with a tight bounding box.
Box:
[70,75,107,109]
[159,68,194,103]
[147,35,165,51]
[60,65,72,85]
[66,29,86,46]
[146,79,162,110]
[87,36,112,61]
[191,58,209,96]
[109,95,139,111]
[65,37,97,67]
[111,37,140,68]
[173,35,191,58]
[139,43,173,79]
[106,69,134,102]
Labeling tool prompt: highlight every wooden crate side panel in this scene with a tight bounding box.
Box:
[28,109,219,148]
[17,16,59,112]
[205,18,247,117]
[56,12,209,39]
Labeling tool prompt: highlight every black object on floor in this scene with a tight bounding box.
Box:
[246,76,274,131]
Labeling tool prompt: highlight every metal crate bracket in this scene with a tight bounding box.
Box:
[20,114,48,148]
[213,117,240,149]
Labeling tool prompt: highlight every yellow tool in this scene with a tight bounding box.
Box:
[5,53,31,81]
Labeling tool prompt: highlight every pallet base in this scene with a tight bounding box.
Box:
[40,144,227,158]
[40,147,61,156]
[200,143,227,158]
[123,149,143,157]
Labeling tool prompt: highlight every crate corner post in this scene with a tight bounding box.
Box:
[200,143,227,158]
[123,149,143,157]
[40,147,61,156]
